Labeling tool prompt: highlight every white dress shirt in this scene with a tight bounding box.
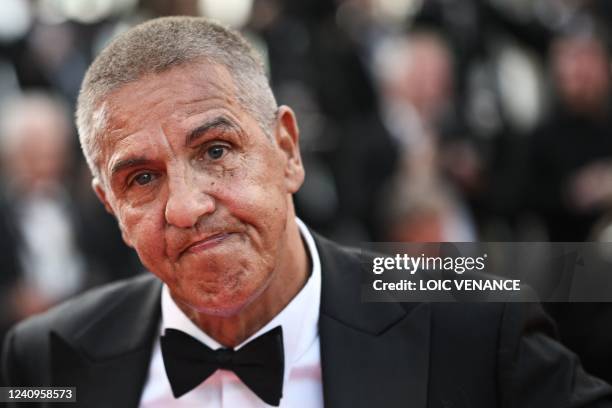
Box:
[140,218,323,407]
[16,190,85,301]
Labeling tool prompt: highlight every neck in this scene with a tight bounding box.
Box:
[173,216,309,348]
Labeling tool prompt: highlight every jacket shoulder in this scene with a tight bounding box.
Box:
[7,274,159,348]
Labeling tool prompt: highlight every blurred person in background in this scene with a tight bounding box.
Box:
[374,31,478,242]
[528,32,612,242]
[526,31,612,385]
[0,92,89,347]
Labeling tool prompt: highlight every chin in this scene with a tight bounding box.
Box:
[177,280,270,318]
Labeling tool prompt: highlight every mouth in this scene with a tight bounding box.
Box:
[182,233,232,256]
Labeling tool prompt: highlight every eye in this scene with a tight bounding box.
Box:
[207,145,227,160]
[131,172,156,186]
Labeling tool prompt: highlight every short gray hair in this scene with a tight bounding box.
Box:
[76,16,277,178]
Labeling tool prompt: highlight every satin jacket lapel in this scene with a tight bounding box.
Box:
[314,234,431,408]
[50,275,162,408]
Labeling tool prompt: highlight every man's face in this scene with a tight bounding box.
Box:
[93,62,304,316]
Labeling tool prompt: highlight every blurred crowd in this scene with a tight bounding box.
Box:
[2,0,612,384]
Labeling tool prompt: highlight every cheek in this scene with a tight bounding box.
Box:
[221,165,289,242]
[118,204,168,269]
[226,150,287,216]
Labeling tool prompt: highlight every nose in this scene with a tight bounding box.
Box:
[165,172,215,229]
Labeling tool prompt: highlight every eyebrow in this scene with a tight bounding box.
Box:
[110,157,150,176]
[186,116,235,147]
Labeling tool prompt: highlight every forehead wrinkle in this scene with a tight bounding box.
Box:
[104,62,241,134]
[184,59,240,92]
[157,123,180,160]
[181,95,238,117]
[176,63,243,114]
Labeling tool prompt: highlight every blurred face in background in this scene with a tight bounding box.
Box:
[379,33,453,123]
[552,36,611,115]
[404,36,453,119]
[1,99,71,193]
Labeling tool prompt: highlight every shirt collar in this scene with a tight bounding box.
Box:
[161,217,321,377]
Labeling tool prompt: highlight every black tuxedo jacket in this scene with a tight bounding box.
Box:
[2,234,612,408]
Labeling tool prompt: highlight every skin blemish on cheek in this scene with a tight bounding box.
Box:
[221,167,237,178]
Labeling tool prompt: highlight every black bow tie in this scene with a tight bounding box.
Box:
[160,326,285,406]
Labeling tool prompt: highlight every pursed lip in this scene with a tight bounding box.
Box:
[180,232,232,256]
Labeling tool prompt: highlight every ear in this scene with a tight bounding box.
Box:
[274,105,305,193]
[92,178,133,248]
[92,177,114,215]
